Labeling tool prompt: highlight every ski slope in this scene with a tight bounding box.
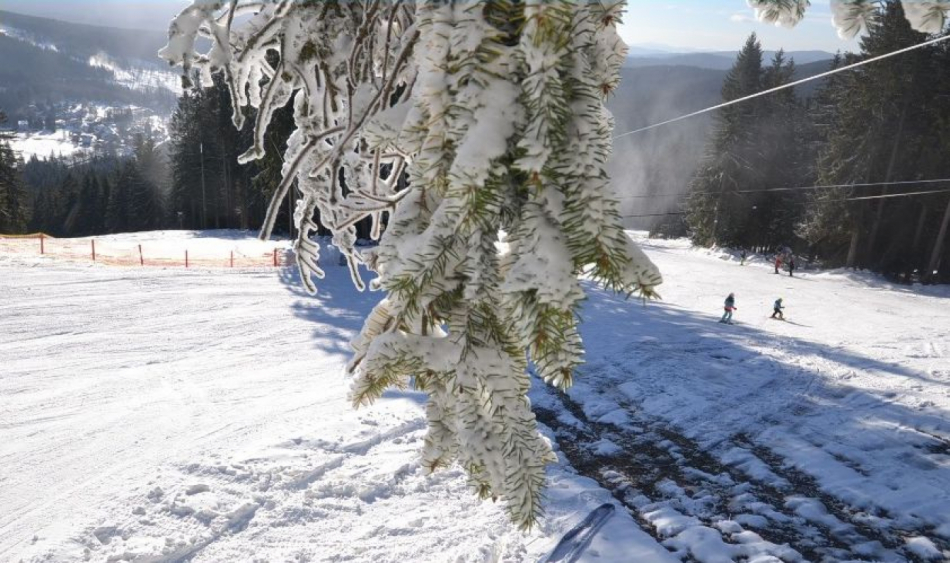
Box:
[535,237,950,562]
[1,231,949,562]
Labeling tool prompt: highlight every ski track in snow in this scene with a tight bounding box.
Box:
[534,236,950,563]
[0,237,666,563]
[2,232,949,562]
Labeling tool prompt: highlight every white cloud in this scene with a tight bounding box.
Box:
[730,12,756,24]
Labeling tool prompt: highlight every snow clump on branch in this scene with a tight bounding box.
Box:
[161,0,661,529]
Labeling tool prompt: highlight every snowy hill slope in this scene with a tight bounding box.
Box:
[0,10,178,123]
[2,232,949,562]
[535,236,950,562]
[0,233,669,563]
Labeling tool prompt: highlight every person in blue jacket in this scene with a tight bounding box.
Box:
[720,293,737,324]
[771,297,785,320]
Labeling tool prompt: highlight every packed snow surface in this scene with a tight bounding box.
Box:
[2,231,949,562]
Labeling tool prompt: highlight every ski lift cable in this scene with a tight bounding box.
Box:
[613,34,950,140]
[821,186,950,202]
[618,177,950,200]
[621,187,950,219]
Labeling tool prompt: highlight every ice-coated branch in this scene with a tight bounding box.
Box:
[162,0,663,529]
[162,0,417,293]
[749,0,950,37]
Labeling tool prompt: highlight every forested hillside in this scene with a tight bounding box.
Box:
[0,10,176,121]
[682,2,950,283]
[0,10,168,66]
[608,58,833,227]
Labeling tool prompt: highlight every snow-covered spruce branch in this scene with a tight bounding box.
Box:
[161,0,664,529]
[749,1,950,38]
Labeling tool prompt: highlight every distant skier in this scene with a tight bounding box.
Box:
[740,249,747,266]
[771,298,785,320]
[720,293,737,324]
[774,253,783,274]
[787,255,796,277]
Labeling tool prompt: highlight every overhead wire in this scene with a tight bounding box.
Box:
[613,33,950,222]
[621,187,950,219]
[612,34,950,140]
[618,177,950,200]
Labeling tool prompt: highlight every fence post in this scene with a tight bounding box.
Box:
[39,233,45,255]
[273,248,278,267]
[138,244,144,266]
[185,250,189,268]
[230,250,234,268]
[92,239,96,262]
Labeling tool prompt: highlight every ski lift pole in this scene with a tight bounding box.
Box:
[39,233,44,255]
[200,141,207,230]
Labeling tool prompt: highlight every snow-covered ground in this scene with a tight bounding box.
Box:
[1,232,949,562]
[535,237,950,562]
[88,53,181,95]
[8,131,85,160]
[2,230,290,268]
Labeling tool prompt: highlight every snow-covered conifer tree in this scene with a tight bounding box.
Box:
[750,0,950,38]
[161,0,661,528]
[160,0,946,528]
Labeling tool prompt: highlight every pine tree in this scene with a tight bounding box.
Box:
[804,1,940,275]
[169,87,207,230]
[73,173,103,236]
[169,77,274,231]
[162,0,662,528]
[0,111,28,233]
[158,0,950,526]
[797,53,857,263]
[131,135,167,230]
[685,33,765,248]
[754,50,808,249]
[107,164,134,234]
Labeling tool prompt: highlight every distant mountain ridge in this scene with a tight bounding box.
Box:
[625,49,835,70]
[0,10,169,67]
[0,10,177,123]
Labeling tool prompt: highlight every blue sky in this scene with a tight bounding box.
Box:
[619,1,859,52]
[2,0,859,53]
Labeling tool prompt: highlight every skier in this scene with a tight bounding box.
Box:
[740,249,747,265]
[720,293,737,324]
[774,253,783,274]
[771,297,785,320]
[787,255,796,277]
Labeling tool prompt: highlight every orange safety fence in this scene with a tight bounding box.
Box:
[0,233,291,269]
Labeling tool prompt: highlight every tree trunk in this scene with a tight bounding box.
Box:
[926,196,950,283]
[912,206,928,250]
[912,205,928,274]
[223,156,232,229]
[865,105,907,268]
[846,223,861,269]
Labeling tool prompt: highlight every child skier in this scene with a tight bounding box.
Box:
[720,293,737,324]
[771,298,785,320]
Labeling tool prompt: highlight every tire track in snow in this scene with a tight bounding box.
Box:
[537,385,943,562]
